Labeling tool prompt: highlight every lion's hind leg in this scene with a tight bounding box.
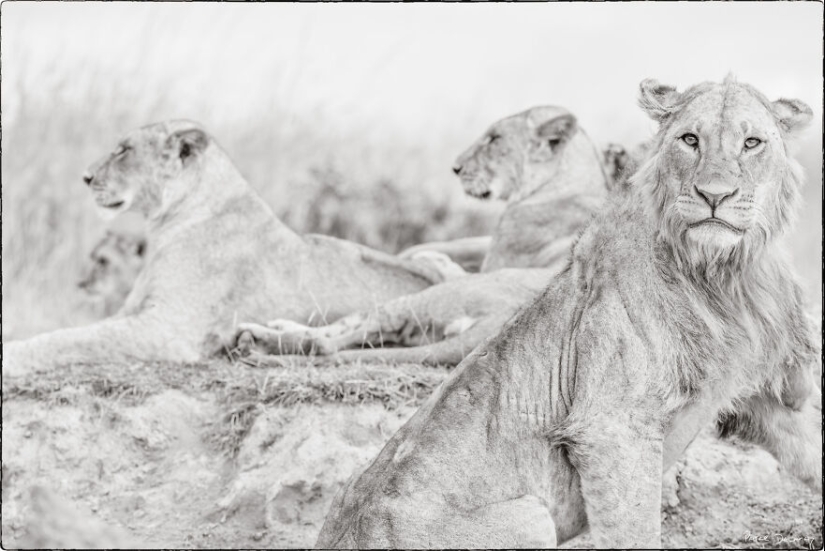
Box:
[432,495,557,548]
[349,494,557,548]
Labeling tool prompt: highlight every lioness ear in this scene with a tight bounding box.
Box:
[772,98,813,135]
[638,79,681,123]
[535,114,578,146]
[169,128,209,163]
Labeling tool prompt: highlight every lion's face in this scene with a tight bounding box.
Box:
[635,77,812,268]
[452,106,579,202]
[83,121,209,220]
[78,231,146,301]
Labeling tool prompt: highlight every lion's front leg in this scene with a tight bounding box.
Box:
[236,297,443,357]
[717,387,822,492]
[235,311,383,356]
[569,414,664,548]
[235,320,333,355]
[779,308,821,411]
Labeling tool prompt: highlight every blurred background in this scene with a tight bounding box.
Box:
[2,3,822,339]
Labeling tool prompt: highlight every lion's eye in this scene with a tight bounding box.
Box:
[113,145,129,157]
[744,137,762,150]
[487,134,499,145]
[681,133,699,147]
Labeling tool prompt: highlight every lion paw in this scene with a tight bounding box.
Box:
[235,330,255,357]
[235,321,334,356]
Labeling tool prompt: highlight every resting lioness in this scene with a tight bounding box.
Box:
[397,106,624,272]
[236,107,615,366]
[314,77,821,548]
[75,108,626,314]
[1,121,447,377]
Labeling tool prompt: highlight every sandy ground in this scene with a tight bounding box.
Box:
[1,359,821,549]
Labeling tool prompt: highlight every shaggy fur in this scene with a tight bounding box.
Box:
[2,121,448,378]
[314,78,820,548]
[236,107,615,366]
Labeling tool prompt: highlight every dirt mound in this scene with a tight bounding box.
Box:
[2,359,821,548]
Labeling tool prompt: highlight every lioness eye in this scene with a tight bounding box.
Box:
[681,133,699,147]
[487,134,499,145]
[744,137,762,149]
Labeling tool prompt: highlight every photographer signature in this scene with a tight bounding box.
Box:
[741,530,817,549]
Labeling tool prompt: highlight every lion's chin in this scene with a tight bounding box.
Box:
[462,183,494,201]
[685,222,744,249]
[94,198,129,221]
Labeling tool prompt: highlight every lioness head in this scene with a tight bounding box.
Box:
[633,75,812,272]
[78,231,146,311]
[602,142,632,189]
[82,120,211,220]
[452,106,588,202]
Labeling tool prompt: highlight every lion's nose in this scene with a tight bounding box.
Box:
[695,185,738,209]
[82,172,94,186]
[452,165,463,176]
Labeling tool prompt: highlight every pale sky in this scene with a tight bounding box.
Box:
[2,2,822,144]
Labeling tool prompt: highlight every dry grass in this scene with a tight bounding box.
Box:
[3,355,449,456]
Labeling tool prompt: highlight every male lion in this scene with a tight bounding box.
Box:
[78,230,148,317]
[314,77,821,548]
[236,107,615,366]
[2,120,448,377]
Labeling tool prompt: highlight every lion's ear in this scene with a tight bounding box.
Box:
[168,128,209,163]
[772,98,813,135]
[135,238,147,257]
[638,79,681,123]
[534,114,578,146]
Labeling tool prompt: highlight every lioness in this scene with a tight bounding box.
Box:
[78,230,147,317]
[75,233,465,317]
[236,107,614,366]
[398,106,621,272]
[314,77,821,548]
[1,121,447,377]
[73,108,623,314]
